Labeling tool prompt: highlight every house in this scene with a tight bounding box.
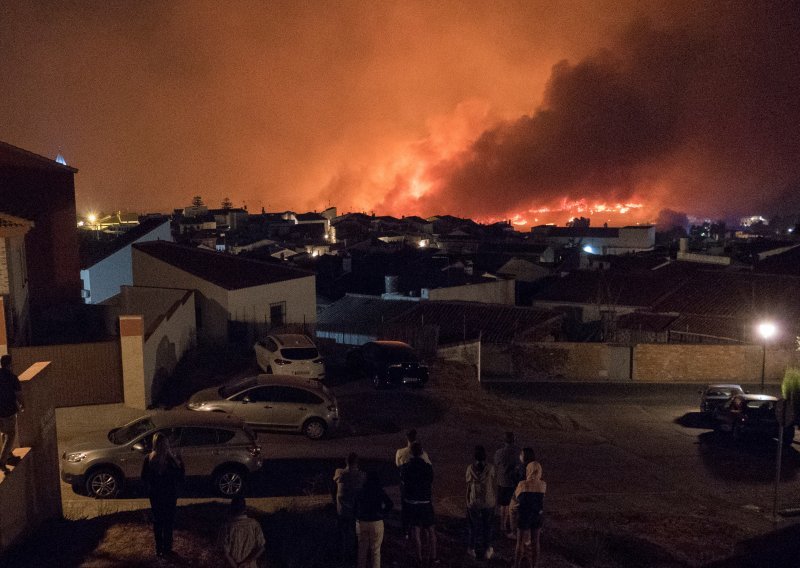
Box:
[0,141,82,310]
[496,258,551,283]
[0,212,34,346]
[132,241,316,345]
[80,216,172,304]
[532,225,655,255]
[209,207,249,231]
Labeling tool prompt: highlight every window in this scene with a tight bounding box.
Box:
[241,387,278,402]
[270,302,286,327]
[181,427,221,446]
[217,430,236,444]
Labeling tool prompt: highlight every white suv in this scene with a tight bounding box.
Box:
[254,334,325,380]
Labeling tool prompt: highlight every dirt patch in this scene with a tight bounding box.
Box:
[429,360,590,433]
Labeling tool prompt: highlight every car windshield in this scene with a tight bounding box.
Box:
[706,389,736,397]
[109,417,155,445]
[220,377,258,398]
[381,347,418,363]
[280,347,319,360]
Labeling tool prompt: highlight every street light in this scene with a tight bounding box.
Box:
[757,321,778,393]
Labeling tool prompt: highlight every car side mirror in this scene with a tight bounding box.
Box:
[744,390,750,394]
[242,396,251,404]
[132,442,148,453]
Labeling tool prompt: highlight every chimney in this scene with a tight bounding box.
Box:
[385,275,399,295]
[679,238,688,253]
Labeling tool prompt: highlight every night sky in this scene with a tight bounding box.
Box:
[1,1,798,225]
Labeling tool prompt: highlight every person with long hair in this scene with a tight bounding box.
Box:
[512,461,546,568]
[141,432,185,558]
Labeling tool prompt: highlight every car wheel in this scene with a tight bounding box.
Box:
[214,466,247,497]
[303,418,327,440]
[85,467,122,498]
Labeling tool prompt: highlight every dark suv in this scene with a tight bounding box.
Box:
[347,341,429,389]
[713,394,794,444]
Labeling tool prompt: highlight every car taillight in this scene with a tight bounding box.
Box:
[274,358,290,365]
[249,446,261,457]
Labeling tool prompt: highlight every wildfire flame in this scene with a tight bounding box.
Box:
[330,101,657,227]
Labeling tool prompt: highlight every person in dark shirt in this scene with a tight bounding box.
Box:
[141,432,185,558]
[354,471,393,568]
[400,442,438,565]
[0,355,23,474]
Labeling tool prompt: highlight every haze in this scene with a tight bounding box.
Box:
[1,1,798,225]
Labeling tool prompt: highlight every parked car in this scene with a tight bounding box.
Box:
[254,334,325,380]
[187,375,339,440]
[346,340,429,389]
[60,411,262,499]
[713,393,794,444]
[699,384,745,414]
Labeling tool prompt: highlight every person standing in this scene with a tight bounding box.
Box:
[395,429,431,467]
[333,452,366,565]
[395,429,431,539]
[141,432,185,558]
[0,354,23,474]
[513,462,546,568]
[219,495,266,568]
[494,432,520,538]
[401,442,438,566]
[354,471,393,568]
[514,448,537,489]
[465,445,496,560]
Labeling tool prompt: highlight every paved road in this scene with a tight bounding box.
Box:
[56,377,796,541]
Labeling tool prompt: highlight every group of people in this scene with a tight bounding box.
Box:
[332,429,546,568]
[467,431,546,568]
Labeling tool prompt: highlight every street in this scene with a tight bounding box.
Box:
[56,368,797,564]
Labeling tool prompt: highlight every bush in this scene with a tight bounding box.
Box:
[782,367,800,419]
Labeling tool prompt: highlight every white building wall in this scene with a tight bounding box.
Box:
[132,250,231,344]
[227,275,317,326]
[82,221,173,304]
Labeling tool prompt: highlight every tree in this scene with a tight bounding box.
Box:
[221,197,233,210]
[192,195,204,207]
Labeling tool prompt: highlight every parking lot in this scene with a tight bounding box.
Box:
[55,364,800,564]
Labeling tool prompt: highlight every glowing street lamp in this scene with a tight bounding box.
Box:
[757,321,778,392]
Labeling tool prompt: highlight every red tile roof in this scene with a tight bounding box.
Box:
[134,241,313,290]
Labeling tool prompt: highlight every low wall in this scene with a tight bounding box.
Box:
[482,341,800,383]
[483,342,631,382]
[633,344,796,383]
[10,340,122,407]
[437,340,481,379]
[0,361,60,554]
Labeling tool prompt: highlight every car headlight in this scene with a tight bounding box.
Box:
[65,452,87,463]
[187,401,206,409]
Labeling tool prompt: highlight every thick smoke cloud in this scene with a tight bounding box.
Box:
[410,4,800,220]
[1,2,798,222]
